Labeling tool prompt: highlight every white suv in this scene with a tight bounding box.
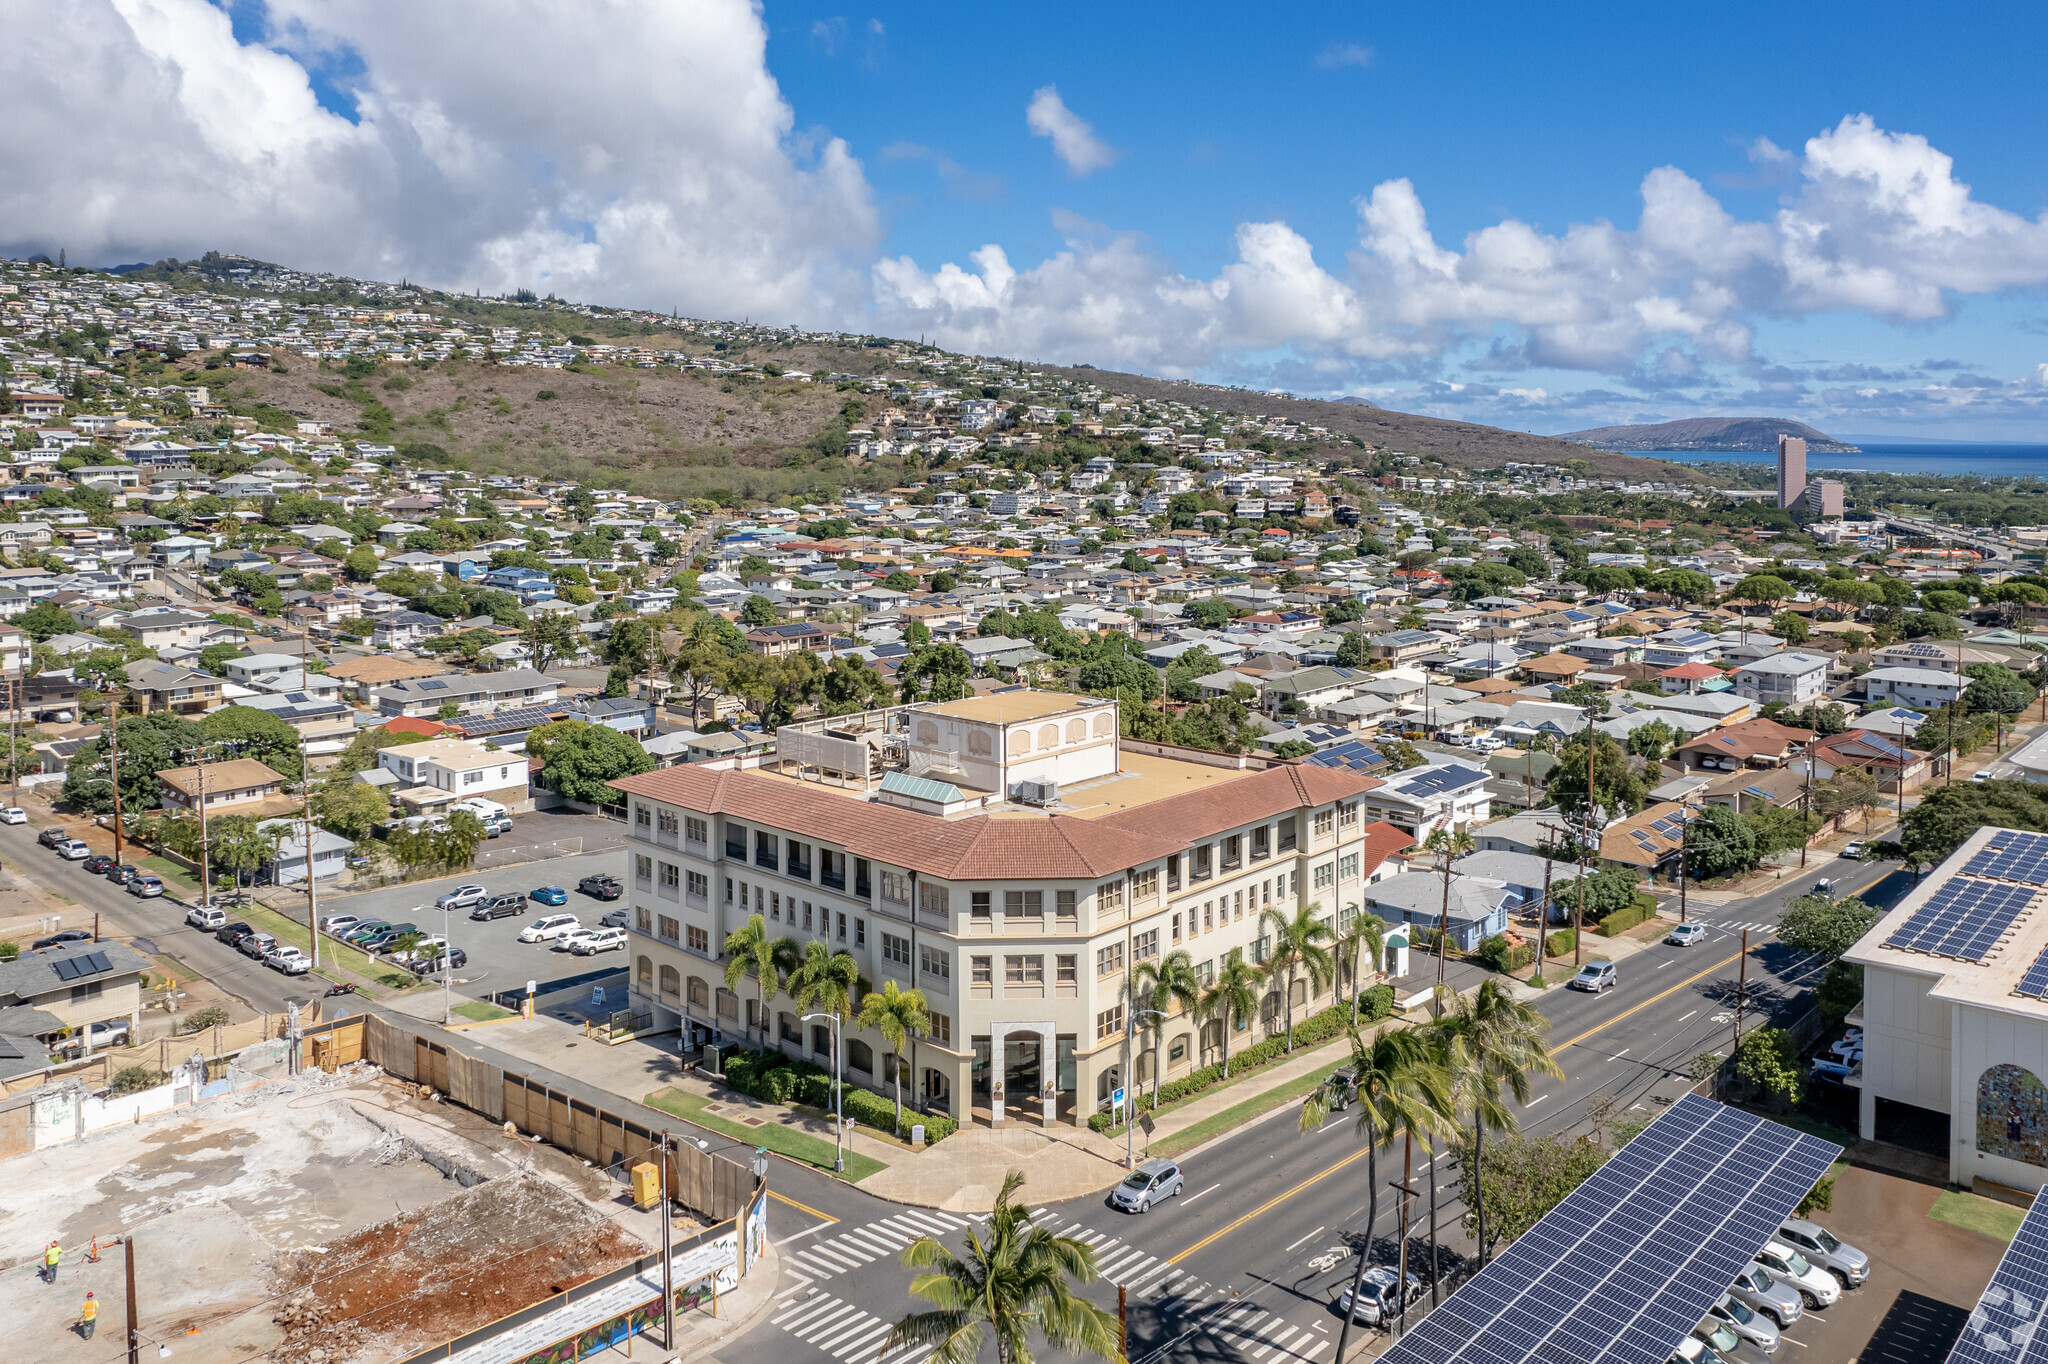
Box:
[1754,1239,1841,1309]
[519,913,582,943]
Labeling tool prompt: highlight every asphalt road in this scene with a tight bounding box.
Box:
[713,853,1913,1364]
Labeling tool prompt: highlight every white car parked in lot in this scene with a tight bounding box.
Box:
[572,927,628,956]
[1754,1239,1841,1309]
[0,806,26,824]
[519,914,582,944]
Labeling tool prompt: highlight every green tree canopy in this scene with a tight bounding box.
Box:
[200,704,305,781]
[1901,780,2048,869]
[1547,732,1645,820]
[1686,802,1759,879]
[540,723,655,804]
[1776,893,1881,961]
[1964,662,2037,716]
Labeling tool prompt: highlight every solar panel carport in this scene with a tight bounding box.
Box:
[1378,1095,1837,1364]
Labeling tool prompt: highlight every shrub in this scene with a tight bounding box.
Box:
[183,1005,230,1033]
[1544,929,1577,957]
[1596,902,1656,937]
[109,1066,166,1096]
[714,1048,957,1142]
[1733,1027,1805,1111]
[1475,934,1537,973]
[0,941,16,962]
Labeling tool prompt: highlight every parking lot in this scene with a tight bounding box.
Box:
[312,849,633,1001]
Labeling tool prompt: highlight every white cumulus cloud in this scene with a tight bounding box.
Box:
[1025,86,1118,177]
[0,0,878,322]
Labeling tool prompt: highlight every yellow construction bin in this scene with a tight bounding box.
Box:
[630,1161,661,1208]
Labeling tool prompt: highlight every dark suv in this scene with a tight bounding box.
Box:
[470,892,528,921]
[578,874,623,901]
[215,921,256,948]
[37,826,69,848]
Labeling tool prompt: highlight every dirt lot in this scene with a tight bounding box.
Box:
[2,1066,663,1364]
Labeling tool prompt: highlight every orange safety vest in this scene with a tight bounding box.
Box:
[81,1298,97,1322]
[44,1245,59,1267]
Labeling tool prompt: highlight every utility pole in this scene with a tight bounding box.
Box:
[659,1131,675,1351]
[107,702,123,868]
[124,1234,139,1364]
[1677,800,1691,925]
[8,672,18,811]
[1733,929,1750,1052]
[196,753,212,911]
[1799,745,1813,869]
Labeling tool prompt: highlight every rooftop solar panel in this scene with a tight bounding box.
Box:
[2017,946,2048,1001]
[1884,879,2036,961]
[1966,832,2048,886]
[1378,1094,1838,1364]
[1946,1187,2048,1364]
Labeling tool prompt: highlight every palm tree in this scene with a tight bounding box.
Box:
[721,914,792,1050]
[1429,978,1562,1268]
[1334,906,1387,1026]
[1199,949,1263,1078]
[789,939,864,1024]
[1424,825,1477,1006]
[887,1169,1124,1364]
[1259,902,1335,1052]
[1301,1029,1451,1364]
[857,980,930,1136]
[1132,949,1201,1104]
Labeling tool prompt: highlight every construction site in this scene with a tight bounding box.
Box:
[1,1015,770,1364]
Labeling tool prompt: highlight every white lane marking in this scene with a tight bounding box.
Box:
[1285,1225,1327,1252]
[1184,1182,1222,1205]
[1525,1093,1549,1106]
[1613,1048,1629,1059]
[1658,959,1677,969]
[1679,1010,1698,1023]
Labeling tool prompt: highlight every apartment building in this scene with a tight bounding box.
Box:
[609,691,1383,1130]
[1731,651,1831,707]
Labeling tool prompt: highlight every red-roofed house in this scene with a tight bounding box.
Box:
[382,716,456,740]
[1659,661,1725,695]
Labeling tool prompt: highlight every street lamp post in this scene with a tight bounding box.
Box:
[440,901,455,1025]
[800,1011,844,1172]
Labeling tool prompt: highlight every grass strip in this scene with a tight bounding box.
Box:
[1147,1057,1353,1160]
[1930,1189,2028,1242]
[1095,1027,1366,1140]
[452,1000,515,1022]
[234,902,415,989]
[645,1087,889,1182]
[137,857,200,896]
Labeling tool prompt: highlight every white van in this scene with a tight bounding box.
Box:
[453,797,508,818]
[519,913,582,943]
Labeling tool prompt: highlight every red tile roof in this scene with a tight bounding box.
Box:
[1095,763,1382,843]
[1356,820,1416,876]
[1659,662,1724,679]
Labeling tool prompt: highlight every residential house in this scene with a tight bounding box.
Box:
[376,738,535,815]
[1672,718,1815,773]
[1801,728,1934,800]
[124,660,223,716]
[1862,665,1967,709]
[157,757,292,816]
[374,668,560,719]
[1732,652,1832,707]
[112,607,218,652]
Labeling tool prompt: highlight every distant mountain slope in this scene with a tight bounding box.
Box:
[1558,417,1859,453]
[1033,364,1693,481]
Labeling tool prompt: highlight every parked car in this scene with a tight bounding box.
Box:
[1729,1264,1803,1329]
[1667,923,1709,947]
[82,854,115,875]
[127,875,165,898]
[388,935,449,965]
[186,907,227,931]
[215,922,256,948]
[320,914,364,935]
[1973,768,1995,783]
[341,920,393,946]
[57,839,91,860]
[236,931,277,961]
[531,885,569,906]
[37,826,68,848]
[0,806,27,824]
[1777,1218,1869,1288]
[483,816,515,838]
[1841,841,1867,860]
[1670,1336,1729,1364]
[1829,1028,1864,1060]
[435,884,489,911]
[1109,1158,1185,1213]
[53,1020,131,1057]
[572,927,629,956]
[1706,1294,1780,1354]
[470,892,527,921]
[1334,1266,1424,1325]
[107,864,138,886]
[359,923,421,953]
[578,874,623,901]
[1811,1052,1859,1082]
[264,944,310,974]
[1570,961,1618,992]
[1695,1318,1768,1364]
[408,947,469,976]
[1754,1239,1841,1309]
[32,929,93,949]
[599,907,630,929]
[519,914,582,944]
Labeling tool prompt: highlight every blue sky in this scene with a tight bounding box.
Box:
[12,1,2048,439]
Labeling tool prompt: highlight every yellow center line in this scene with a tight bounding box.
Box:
[1165,936,1775,1266]
[769,1189,838,1225]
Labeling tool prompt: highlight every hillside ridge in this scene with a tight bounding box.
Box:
[1558,416,1859,454]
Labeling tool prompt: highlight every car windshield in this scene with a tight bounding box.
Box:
[1783,1248,1812,1275]
[1812,1228,1840,1253]
[1722,1298,1753,1325]
[1749,1267,1774,1291]
[1705,1325,1739,1352]
[1120,1173,1150,1190]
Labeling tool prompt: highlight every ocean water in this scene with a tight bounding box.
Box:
[1626,444,2048,481]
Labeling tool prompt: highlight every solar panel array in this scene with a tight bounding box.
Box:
[1378,1094,1838,1364]
[1307,741,1388,774]
[1884,879,2037,961]
[50,951,112,982]
[1946,1186,2048,1364]
[2017,946,2048,1001]
[1966,832,2048,886]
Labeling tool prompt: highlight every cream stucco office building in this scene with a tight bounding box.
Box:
[1845,825,2048,1191]
[609,690,1394,1127]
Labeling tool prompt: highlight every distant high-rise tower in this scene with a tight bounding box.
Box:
[1776,435,1807,510]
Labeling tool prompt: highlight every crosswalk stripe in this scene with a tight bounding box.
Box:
[794,1304,861,1339]
[816,1316,883,1351]
[1300,1339,1330,1360]
[1253,1325,1301,1358]
[845,1229,902,1255]
[1103,1250,1155,1279]
[902,1210,966,1233]
[776,1296,842,1328]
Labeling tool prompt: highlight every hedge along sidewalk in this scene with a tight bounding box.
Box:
[645,1086,890,1182]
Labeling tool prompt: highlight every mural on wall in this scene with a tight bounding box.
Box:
[1977,1064,2048,1166]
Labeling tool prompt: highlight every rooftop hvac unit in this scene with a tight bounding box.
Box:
[1016,779,1060,807]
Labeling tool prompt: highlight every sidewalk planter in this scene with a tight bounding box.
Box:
[718,1049,959,1144]
[1086,986,1397,1134]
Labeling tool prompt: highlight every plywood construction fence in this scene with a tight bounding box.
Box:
[345,1012,752,1226]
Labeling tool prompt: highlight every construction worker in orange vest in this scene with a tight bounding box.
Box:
[80,1291,97,1339]
[42,1240,60,1283]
